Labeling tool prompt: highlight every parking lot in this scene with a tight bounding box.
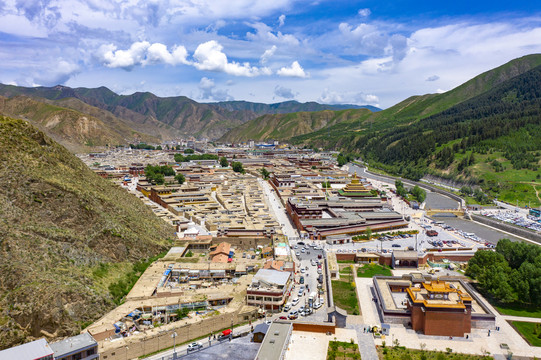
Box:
[278,241,328,322]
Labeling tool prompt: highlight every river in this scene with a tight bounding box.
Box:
[348,164,522,243]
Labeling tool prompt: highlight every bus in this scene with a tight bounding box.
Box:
[530,208,541,217]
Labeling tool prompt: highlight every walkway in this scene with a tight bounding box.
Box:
[501,315,541,323]
[347,324,379,360]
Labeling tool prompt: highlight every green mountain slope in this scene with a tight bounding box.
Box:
[0,117,175,348]
[220,108,372,142]
[0,95,158,152]
[294,57,541,206]
[294,54,541,148]
[207,100,380,114]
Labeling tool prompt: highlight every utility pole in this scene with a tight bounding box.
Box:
[171,332,178,360]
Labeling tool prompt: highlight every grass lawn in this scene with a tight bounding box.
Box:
[331,279,359,315]
[357,264,392,278]
[378,347,493,360]
[511,321,541,347]
[494,303,541,318]
[339,265,353,275]
[327,341,360,360]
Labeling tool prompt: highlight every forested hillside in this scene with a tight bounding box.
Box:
[292,57,541,206]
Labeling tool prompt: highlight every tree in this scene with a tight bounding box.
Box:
[395,180,408,198]
[175,307,190,319]
[321,181,331,188]
[220,157,228,167]
[154,173,165,185]
[231,161,245,174]
[365,227,372,240]
[175,173,185,185]
[260,168,270,179]
[184,148,194,154]
[156,145,162,150]
[410,185,426,203]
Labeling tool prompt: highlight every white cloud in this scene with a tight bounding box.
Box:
[145,43,190,66]
[246,22,300,47]
[198,76,233,101]
[277,61,308,78]
[278,14,286,26]
[274,85,296,99]
[260,45,277,64]
[319,88,379,106]
[99,41,151,69]
[193,40,268,77]
[36,60,80,85]
[358,8,371,17]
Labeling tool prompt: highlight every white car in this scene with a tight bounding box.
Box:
[301,248,305,253]
[300,268,305,273]
[187,342,203,351]
[292,298,300,306]
[296,251,300,256]
[313,302,322,309]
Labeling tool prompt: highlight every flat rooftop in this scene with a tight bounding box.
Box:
[255,322,293,360]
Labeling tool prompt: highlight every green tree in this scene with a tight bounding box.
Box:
[220,157,228,167]
[260,168,270,179]
[232,161,245,174]
[410,185,426,203]
[322,181,331,188]
[156,145,162,150]
[175,173,185,185]
[184,148,194,154]
[154,173,165,185]
[365,227,372,240]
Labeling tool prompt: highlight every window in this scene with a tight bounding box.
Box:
[73,353,82,360]
[87,347,96,356]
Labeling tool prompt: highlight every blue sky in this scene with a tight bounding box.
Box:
[0,0,540,108]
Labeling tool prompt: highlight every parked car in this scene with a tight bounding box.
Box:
[279,316,288,320]
[318,254,323,259]
[187,342,203,351]
[298,241,305,246]
[292,298,300,306]
[392,244,401,248]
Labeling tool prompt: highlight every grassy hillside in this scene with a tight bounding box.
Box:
[294,54,541,147]
[0,95,159,152]
[220,108,372,142]
[0,117,175,348]
[293,57,541,206]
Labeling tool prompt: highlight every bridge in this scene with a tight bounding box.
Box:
[426,208,465,217]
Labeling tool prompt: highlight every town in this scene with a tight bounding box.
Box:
[3,140,540,360]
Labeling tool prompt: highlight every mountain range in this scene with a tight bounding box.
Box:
[0,84,377,150]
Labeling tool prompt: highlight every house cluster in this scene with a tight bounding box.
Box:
[0,333,98,360]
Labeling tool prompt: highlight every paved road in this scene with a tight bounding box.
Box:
[258,178,299,239]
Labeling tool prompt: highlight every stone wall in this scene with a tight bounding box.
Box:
[98,309,257,360]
